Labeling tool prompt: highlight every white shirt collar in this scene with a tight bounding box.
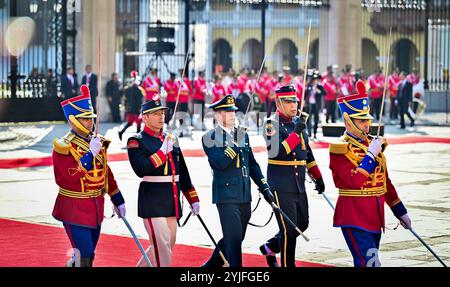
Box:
[218,123,234,137]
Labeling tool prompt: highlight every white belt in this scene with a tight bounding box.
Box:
[142,175,179,183]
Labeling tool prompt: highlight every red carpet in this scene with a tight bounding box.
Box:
[1,136,449,169]
[0,218,329,267]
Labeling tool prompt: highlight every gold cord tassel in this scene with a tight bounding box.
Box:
[103,149,108,193]
[164,159,169,175]
[93,156,98,177]
[236,154,240,168]
[300,134,306,150]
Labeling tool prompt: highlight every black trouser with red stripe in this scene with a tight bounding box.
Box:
[262,191,309,267]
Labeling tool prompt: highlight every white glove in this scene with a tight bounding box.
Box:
[116,204,126,219]
[399,214,412,229]
[159,136,174,155]
[89,137,102,157]
[367,138,382,158]
[190,202,200,216]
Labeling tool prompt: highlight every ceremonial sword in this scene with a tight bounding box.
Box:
[114,208,153,267]
[376,26,392,138]
[307,172,335,210]
[196,214,230,267]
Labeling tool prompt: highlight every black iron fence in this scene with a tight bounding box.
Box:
[427,0,450,92]
[0,0,73,122]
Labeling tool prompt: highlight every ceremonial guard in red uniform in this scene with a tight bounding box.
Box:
[127,95,200,267]
[174,69,192,137]
[388,68,401,120]
[212,74,227,103]
[142,68,160,102]
[164,72,178,125]
[330,80,412,267]
[193,70,207,127]
[118,71,145,140]
[293,70,304,102]
[339,64,355,96]
[259,85,324,267]
[368,67,385,120]
[322,68,339,123]
[52,85,126,267]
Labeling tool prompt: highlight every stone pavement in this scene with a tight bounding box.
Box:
[0,112,449,267]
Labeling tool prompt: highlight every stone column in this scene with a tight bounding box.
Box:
[81,0,116,122]
[319,0,362,73]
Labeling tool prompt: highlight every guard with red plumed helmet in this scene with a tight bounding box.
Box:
[52,84,126,267]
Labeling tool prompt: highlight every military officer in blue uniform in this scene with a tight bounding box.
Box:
[259,85,325,267]
[126,94,200,267]
[201,95,275,267]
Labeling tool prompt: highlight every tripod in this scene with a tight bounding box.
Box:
[143,53,173,80]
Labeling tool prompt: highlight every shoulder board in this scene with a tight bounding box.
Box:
[127,134,142,149]
[127,133,143,142]
[53,132,75,155]
[202,129,215,141]
[329,141,349,154]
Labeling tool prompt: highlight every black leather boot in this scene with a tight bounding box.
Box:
[259,245,279,267]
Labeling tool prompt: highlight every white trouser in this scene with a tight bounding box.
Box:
[137,217,177,267]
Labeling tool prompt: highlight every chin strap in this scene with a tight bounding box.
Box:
[69,115,91,136]
[343,112,369,141]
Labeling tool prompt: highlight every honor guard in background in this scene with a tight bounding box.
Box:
[259,85,325,267]
[193,70,207,128]
[201,95,274,267]
[118,71,145,141]
[164,72,178,125]
[142,68,160,102]
[305,70,326,139]
[126,95,200,267]
[330,80,412,267]
[52,85,126,267]
[368,67,386,121]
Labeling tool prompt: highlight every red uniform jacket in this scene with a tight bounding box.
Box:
[212,84,226,103]
[193,77,207,101]
[329,132,407,233]
[237,75,248,94]
[164,80,178,103]
[368,74,385,99]
[176,78,191,103]
[339,74,355,96]
[293,77,304,102]
[52,132,124,228]
[388,74,401,98]
[322,77,339,101]
[226,81,240,97]
[142,76,160,101]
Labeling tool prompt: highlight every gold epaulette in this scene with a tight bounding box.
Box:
[329,141,349,154]
[53,132,75,155]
